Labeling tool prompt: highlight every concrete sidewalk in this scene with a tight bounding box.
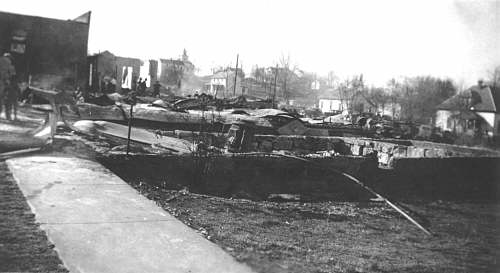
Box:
[7,156,254,273]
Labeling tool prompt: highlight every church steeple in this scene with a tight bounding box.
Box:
[182,49,188,62]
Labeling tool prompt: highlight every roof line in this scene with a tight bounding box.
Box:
[0,10,90,25]
[485,86,497,112]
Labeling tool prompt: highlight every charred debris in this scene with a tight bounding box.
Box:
[14,87,499,235]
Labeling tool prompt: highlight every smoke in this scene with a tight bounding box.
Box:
[179,73,204,96]
[30,74,65,90]
[453,0,500,83]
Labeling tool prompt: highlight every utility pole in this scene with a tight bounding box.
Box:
[273,64,278,109]
[126,103,133,155]
[240,60,243,95]
[233,54,239,96]
[225,67,229,98]
[125,93,137,156]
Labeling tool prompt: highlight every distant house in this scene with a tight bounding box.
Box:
[242,66,286,100]
[318,88,401,118]
[318,89,348,113]
[0,10,91,89]
[317,88,372,114]
[370,101,401,119]
[311,80,321,91]
[204,68,243,98]
[435,81,500,137]
[241,77,272,99]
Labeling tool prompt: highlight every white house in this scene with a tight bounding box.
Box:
[435,82,500,137]
[318,89,348,113]
[205,69,243,97]
[318,89,401,118]
[376,102,401,119]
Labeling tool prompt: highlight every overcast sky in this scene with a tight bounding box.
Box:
[2,0,499,86]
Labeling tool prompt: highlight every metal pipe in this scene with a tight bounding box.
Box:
[234,151,432,236]
[126,104,134,155]
[233,54,239,96]
[273,64,278,109]
[283,153,432,236]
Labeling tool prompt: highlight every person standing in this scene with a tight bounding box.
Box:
[140,78,147,95]
[136,77,142,92]
[5,77,20,120]
[0,53,16,119]
[108,78,117,93]
[153,80,161,97]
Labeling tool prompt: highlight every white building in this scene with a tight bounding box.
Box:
[435,82,500,137]
[205,69,243,97]
[318,89,348,113]
[376,102,401,119]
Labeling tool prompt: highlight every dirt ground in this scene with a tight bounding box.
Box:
[127,179,500,273]
[0,161,68,273]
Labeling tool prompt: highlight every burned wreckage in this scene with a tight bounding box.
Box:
[3,86,500,237]
[0,10,498,239]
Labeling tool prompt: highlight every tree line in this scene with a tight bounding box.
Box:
[247,55,499,124]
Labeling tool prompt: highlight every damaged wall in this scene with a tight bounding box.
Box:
[0,10,90,89]
[375,157,500,201]
[158,58,197,93]
[97,152,500,202]
[98,154,376,201]
[88,50,142,92]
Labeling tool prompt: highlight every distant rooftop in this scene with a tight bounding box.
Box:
[437,84,500,113]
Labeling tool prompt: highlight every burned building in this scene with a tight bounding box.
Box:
[158,49,195,92]
[87,50,144,93]
[0,10,91,90]
[88,49,200,94]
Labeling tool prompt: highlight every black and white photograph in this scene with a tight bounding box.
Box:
[0,0,499,272]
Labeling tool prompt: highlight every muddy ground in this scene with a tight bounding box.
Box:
[125,178,500,273]
[0,161,68,273]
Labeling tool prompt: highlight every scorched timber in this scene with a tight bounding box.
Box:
[77,103,275,128]
[73,120,193,154]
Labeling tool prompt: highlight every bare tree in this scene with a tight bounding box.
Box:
[390,76,456,123]
[387,78,403,118]
[366,87,389,114]
[488,65,500,89]
[278,53,298,103]
[338,75,366,114]
[326,71,338,88]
